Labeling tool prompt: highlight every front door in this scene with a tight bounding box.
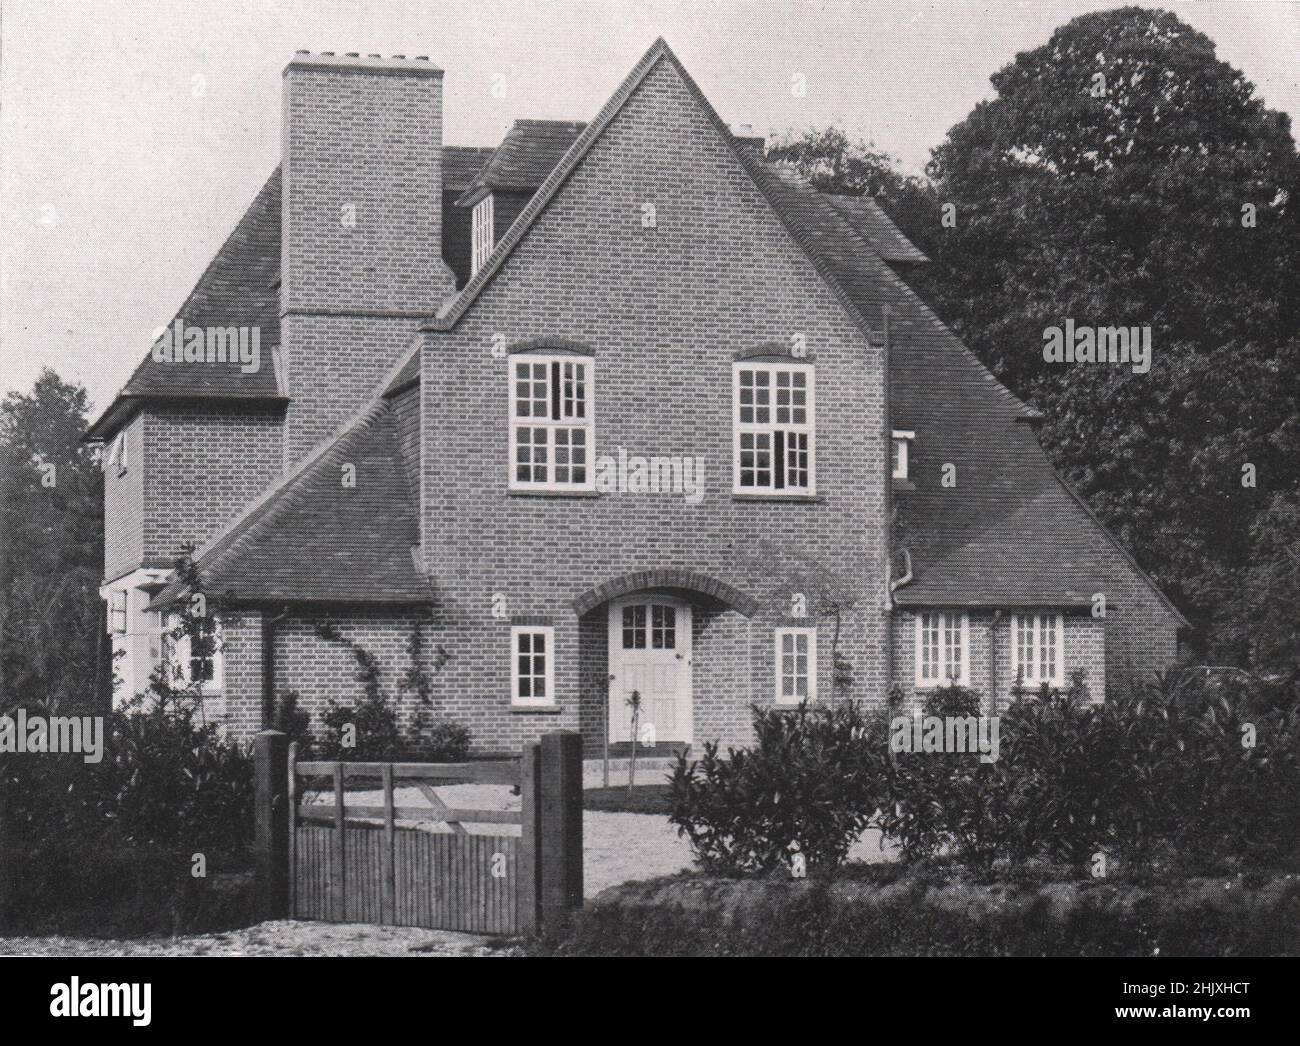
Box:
[607,597,692,745]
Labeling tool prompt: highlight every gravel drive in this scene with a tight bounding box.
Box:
[0,920,516,957]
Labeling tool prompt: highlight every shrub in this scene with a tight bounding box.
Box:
[880,672,1300,874]
[423,718,472,761]
[270,689,313,755]
[98,688,254,855]
[669,701,888,875]
[0,678,256,935]
[542,870,1300,957]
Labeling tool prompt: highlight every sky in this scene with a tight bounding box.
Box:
[3,0,1298,417]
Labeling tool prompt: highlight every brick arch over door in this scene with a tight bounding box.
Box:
[572,569,760,618]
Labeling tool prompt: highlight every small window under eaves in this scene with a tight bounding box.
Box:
[892,429,914,480]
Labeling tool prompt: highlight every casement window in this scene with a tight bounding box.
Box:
[162,612,221,689]
[511,626,554,707]
[733,362,815,494]
[892,429,914,480]
[109,590,128,634]
[1011,612,1065,689]
[775,627,817,704]
[914,610,969,687]
[510,354,594,491]
[471,195,495,275]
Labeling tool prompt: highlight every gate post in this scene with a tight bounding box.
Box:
[518,741,541,934]
[538,731,583,933]
[253,730,290,920]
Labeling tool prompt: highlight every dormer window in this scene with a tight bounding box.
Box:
[471,195,495,275]
[892,429,914,480]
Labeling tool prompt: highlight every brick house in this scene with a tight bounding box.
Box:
[86,40,1186,755]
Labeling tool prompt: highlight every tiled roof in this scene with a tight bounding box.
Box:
[759,165,1182,619]
[443,145,498,191]
[86,168,286,441]
[150,396,428,608]
[87,146,496,442]
[821,194,930,265]
[456,119,587,206]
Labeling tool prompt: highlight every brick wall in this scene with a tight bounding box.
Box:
[280,315,420,466]
[418,57,889,755]
[221,608,264,738]
[140,403,283,565]
[280,55,456,469]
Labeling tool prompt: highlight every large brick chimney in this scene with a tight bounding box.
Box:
[280,51,456,467]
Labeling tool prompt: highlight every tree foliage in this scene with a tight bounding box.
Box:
[774,7,1300,669]
[0,369,105,712]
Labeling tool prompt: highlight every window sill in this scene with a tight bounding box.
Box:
[510,704,562,714]
[731,492,823,504]
[507,489,601,499]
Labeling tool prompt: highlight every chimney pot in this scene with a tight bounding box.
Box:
[415,55,429,60]
[345,52,359,57]
[393,54,406,59]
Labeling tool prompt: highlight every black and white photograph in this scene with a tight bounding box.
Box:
[0,0,1297,1010]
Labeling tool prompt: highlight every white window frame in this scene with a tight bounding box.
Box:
[1011,611,1065,689]
[774,626,817,704]
[510,625,555,707]
[471,194,495,275]
[914,610,969,688]
[732,361,815,495]
[509,353,595,492]
[109,590,128,634]
[892,429,914,480]
[162,611,223,692]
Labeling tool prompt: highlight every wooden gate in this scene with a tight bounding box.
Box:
[286,751,533,935]
[254,731,583,936]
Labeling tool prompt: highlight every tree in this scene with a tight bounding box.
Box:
[777,8,1300,669]
[0,369,105,712]
[767,127,911,199]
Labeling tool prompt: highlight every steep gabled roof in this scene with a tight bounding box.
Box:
[821,194,930,265]
[86,168,287,441]
[150,394,428,608]
[456,120,587,206]
[87,146,496,443]
[443,145,498,191]
[417,37,1181,621]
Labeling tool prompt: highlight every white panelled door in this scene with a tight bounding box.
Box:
[607,597,692,745]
